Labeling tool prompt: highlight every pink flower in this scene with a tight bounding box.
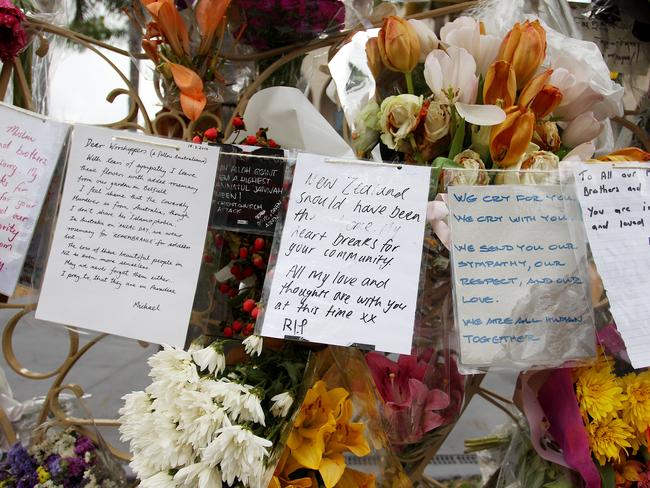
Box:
[366,349,462,445]
[0,0,27,63]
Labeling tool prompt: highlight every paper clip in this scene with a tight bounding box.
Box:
[111,134,181,151]
[325,157,403,169]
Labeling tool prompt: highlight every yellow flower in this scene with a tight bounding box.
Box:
[587,415,635,465]
[622,371,650,433]
[575,361,625,422]
[335,468,376,488]
[37,466,50,483]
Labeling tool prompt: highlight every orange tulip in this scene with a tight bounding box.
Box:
[529,85,562,118]
[597,147,650,162]
[483,60,516,107]
[169,63,207,120]
[518,69,552,107]
[498,20,546,88]
[490,106,535,167]
[195,0,231,55]
[365,37,383,79]
[377,16,420,73]
[143,0,190,56]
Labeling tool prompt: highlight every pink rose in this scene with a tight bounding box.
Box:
[0,0,27,63]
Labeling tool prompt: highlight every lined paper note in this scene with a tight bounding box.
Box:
[36,125,218,347]
[573,163,650,369]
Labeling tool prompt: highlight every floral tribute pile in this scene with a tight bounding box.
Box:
[0,429,120,488]
[352,15,649,185]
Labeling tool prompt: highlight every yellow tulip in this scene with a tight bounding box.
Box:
[497,20,546,88]
[483,60,516,107]
[490,106,535,167]
[377,16,420,73]
[597,147,650,162]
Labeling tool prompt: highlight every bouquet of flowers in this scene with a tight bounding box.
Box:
[232,0,346,51]
[519,343,650,488]
[0,428,122,487]
[351,14,639,185]
[272,346,410,488]
[119,336,310,487]
[131,0,232,120]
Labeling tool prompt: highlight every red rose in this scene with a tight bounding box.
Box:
[0,0,27,63]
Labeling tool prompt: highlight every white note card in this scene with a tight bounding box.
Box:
[36,125,218,347]
[259,153,430,354]
[448,185,595,369]
[573,163,650,369]
[0,103,70,296]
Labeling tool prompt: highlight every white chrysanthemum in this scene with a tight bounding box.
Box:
[192,342,226,376]
[270,392,294,418]
[242,335,263,357]
[199,379,248,418]
[129,454,159,480]
[139,472,177,488]
[147,347,199,386]
[177,388,231,448]
[119,407,158,451]
[120,391,151,418]
[238,389,266,426]
[202,425,272,487]
[174,462,222,488]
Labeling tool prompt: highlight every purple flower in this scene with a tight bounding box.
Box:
[6,443,36,477]
[62,456,87,479]
[74,436,95,456]
[46,454,62,476]
[16,472,38,488]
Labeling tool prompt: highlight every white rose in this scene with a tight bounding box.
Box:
[379,94,423,150]
[447,149,489,186]
[424,100,451,143]
[495,151,559,185]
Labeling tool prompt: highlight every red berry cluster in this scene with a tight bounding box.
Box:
[230,115,280,149]
[216,235,269,338]
[192,126,220,144]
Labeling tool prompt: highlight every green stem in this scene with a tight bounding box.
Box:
[405,71,414,95]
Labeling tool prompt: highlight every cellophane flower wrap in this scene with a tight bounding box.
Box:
[119,336,311,487]
[0,426,125,487]
[273,346,410,488]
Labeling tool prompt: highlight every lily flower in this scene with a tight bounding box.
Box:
[497,20,546,88]
[195,0,231,56]
[424,45,505,126]
[141,0,190,56]
[168,63,207,120]
[489,106,535,167]
[483,60,516,107]
[439,16,501,76]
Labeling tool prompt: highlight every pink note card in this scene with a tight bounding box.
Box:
[0,103,70,296]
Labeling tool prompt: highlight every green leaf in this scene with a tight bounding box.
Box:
[448,108,466,160]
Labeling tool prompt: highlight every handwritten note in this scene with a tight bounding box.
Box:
[212,145,286,234]
[259,153,430,354]
[0,103,70,296]
[448,185,595,368]
[36,125,218,347]
[573,163,650,369]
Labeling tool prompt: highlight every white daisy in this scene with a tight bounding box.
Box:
[202,425,272,487]
[238,388,266,426]
[174,462,222,488]
[129,455,159,480]
[139,472,177,488]
[147,347,199,386]
[270,392,294,418]
[242,335,264,357]
[192,342,226,376]
[176,389,231,448]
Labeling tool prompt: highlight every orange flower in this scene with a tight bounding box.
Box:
[377,16,420,73]
[365,37,383,79]
[490,106,535,167]
[142,0,190,56]
[498,20,546,88]
[195,0,231,55]
[518,69,562,119]
[168,63,207,120]
[483,60,516,107]
[597,147,650,162]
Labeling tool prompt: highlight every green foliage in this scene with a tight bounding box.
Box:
[69,0,131,42]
